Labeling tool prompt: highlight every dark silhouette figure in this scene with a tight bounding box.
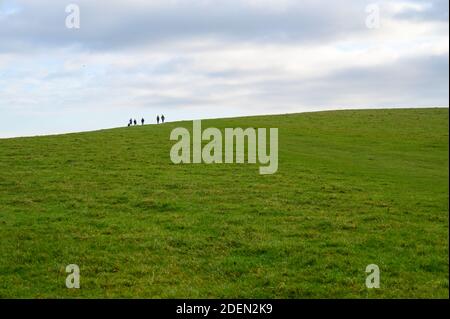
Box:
[161,114,165,123]
[128,119,132,127]
[134,119,137,126]
[141,118,145,125]
[157,115,160,124]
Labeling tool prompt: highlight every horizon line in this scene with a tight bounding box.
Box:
[1,106,448,140]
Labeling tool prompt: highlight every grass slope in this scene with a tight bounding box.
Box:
[0,108,448,298]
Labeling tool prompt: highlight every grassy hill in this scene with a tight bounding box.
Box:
[0,108,448,298]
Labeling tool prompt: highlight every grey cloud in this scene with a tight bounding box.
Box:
[1,0,447,53]
[393,0,449,22]
[108,53,450,110]
[249,54,449,108]
[0,0,388,52]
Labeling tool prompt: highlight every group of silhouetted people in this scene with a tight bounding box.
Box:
[157,114,165,124]
[128,118,142,127]
[127,115,165,127]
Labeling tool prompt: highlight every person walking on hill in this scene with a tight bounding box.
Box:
[157,115,160,124]
[134,119,137,126]
[161,114,165,123]
[141,118,145,125]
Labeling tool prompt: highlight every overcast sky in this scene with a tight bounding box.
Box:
[0,0,448,137]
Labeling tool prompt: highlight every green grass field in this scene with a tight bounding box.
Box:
[0,108,448,298]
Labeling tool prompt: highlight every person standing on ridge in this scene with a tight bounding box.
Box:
[157,115,160,124]
[134,119,137,126]
[161,114,165,123]
[141,118,145,125]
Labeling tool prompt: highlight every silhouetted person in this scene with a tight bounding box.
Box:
[161,114,165,123]
[141,118,145,125]
[134,119,137,126]
[128,119,132,127]
[157,115,160,124]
